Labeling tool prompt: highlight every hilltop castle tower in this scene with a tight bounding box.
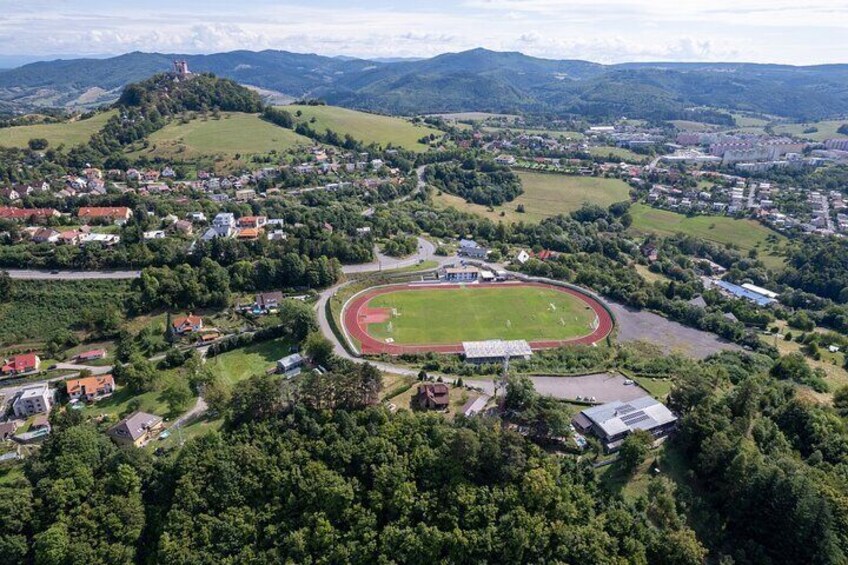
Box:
[173,60,191,78]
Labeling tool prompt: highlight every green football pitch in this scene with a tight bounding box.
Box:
[365,286,597,344]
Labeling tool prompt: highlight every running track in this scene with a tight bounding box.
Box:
[343,281,614,355]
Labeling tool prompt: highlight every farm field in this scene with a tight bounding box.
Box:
[207,338,293,385]
[434,172,630,224]
[286,104,441,152]
[772,119,848,141]
[364,285,597,345]
[0,110,116,148]
[129,112,311,160]
[629,203,786,269]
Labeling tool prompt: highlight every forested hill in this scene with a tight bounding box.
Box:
[117,72,263,113]
[3,48,848,120]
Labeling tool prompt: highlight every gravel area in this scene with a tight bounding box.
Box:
[609,302,741,359]
[466,372,648,403]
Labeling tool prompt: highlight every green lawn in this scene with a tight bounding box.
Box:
[130,112,312,160]
[772,120,848,142]
[0,110,116,148]
[629,203,786,269]
[207,339,292,385]
[588,146,647,162]
[633,376,673,400]
[434,172,631,224]
[365,286,597,345]
[287,104,441,152]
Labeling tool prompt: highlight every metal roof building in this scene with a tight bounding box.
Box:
[715,280,776,307]
[462,340,532,364]
[572,396,677,452]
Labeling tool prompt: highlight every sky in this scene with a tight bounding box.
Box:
[0,0,847,66]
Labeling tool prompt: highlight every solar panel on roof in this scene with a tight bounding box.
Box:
[621,414,651,426]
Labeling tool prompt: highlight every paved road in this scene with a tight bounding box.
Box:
[4,269,141,280]
[54,363,114,375]
[341,236,440,274]
[170,396,209,430]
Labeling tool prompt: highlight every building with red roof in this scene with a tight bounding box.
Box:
[1,353,41,376]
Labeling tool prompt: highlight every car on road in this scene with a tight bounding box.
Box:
[50,270,59,274]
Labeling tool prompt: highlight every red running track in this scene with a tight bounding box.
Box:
[343,281,614,356]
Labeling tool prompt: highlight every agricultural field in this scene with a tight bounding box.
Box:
[629,203,787,269]
[129,112,312,161]
[286,104,441,152]
[364,285,597,344]
[206,338,293,385]
[0,110,116,148]
[772,119,848,142]
[434,172,631,224]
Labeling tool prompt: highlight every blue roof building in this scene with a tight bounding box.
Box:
[715,280,776,307]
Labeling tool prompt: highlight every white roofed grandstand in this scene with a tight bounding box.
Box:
[463,340,532,363]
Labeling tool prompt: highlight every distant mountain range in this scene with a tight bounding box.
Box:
[1,48,848,121]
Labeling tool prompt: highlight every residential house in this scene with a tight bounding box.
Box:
[1,353,40,376]
[66,375,115,402]
[0,206,60,223]
[415,383,450,410]
[236,227,261,240]
[254,291,284,314]
[238,216,267,229]
[75,349,107,362]
[187,212,207,222]
[31,228,60,243]
[172,314,203,334]
[77,206,133,225]
[14,415,51,444]
[235,188,256,201]
[0,422,17,441]
[170,220,193,235]
[277,353,305,378]
[107,411,164,447]
[12,383,54,417]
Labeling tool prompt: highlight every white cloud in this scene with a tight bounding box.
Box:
[0,0,844,64]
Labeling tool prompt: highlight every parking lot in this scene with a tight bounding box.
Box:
[466,372,648,404]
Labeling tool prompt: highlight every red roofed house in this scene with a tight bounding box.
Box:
[0,206,60,223]
[415,383,450,410]
[238,216,267,229]
[532,249,559,261]
[75,349,107,362]
[1,353,41,376]
[172,314,203,334]
[66,375,115,402]
[77,207,133,225]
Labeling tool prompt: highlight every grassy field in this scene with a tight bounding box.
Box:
[588,146,647,162]
[670,120,716,132]
[365,286,597,344]
[129,113,312,161]
[482,126,584,139]
[434,172,631,224]
[773,120,848,142]
[207,338,292,385]
[287,104,441,152]
[629,203,786,269]
[0,110,116,148]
